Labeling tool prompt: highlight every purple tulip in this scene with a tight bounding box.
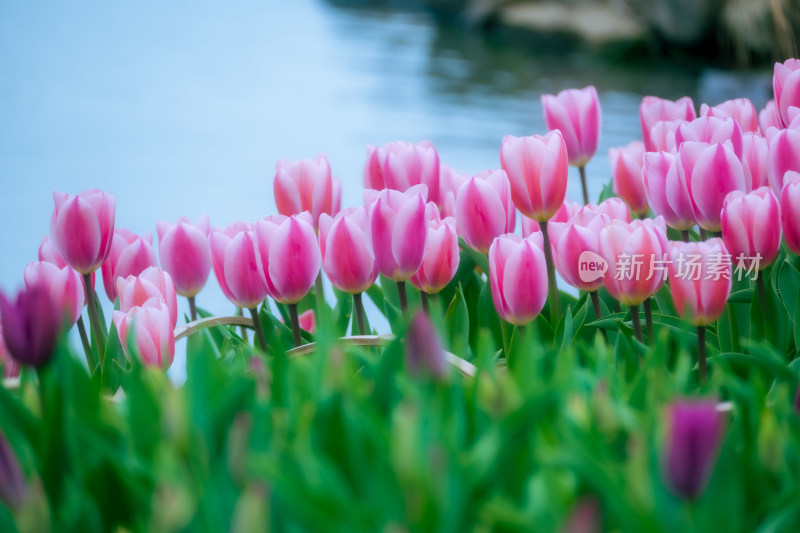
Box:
[406,311,448,381]
[0,432,26,508]
[0,283,62,368]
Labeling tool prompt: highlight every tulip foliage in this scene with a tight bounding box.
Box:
[3,61,800,532]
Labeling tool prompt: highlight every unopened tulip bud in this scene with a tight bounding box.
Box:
[0,284,62,368]
[101,229,158,302]
[406,311,448,381]
[640,96,696,152]
[0,432,26,508]
[50,189,115,274]
[721,188,781,270]
[541,85,601,167]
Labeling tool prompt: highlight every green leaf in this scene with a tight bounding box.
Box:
[795,296,800,350]
[458,238,489,274]
[333,288,353,337]
[444,284,469,359]
[728,288,755,303]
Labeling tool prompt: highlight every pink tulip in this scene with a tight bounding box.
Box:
[741,133,769,190]
[773,59,800,127]
[319,208,378,294]
[667,239,732,326]
[23,261,84,327]
[594,197,632,222]
[759,99,781,134]
[255,214,320,305]
[273,154,341,229]
[0,320,20,378]
[455,169,516,253]
[488,233,548,325]
[541,85,601,167]
[410,217,460,294]
[500,131,569,222]
[116,267,178,327]
[768,127,800,195]
[209,223,269,309]
[156,215,212,298]
[101,229,158,302]
[640,96,696,152]
[50,189,115,274]
[674,116,743,159]
[439,164,468,218]
[643,151,695,231]
[610,141,648,215]
[599,217,669,306]
[548,207,610,291]
[649,120,681,153]
[700,98,759,133]
[364,141,440,204]
[38,235,96,304]
[298,309,315,334]
[781,171,800,255]
[521,199,581,237]
[112,299,175,369]
[721,188,781,270]
[678,142,747,232]
[365,186,429,282]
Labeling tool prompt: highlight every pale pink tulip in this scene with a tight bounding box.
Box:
[101,229,158,302]
[668,239,732,326]
[116,267,178,327]
[541,85,601,167]
[781,171,800,255]
[50,189,115,274]
[438,164,468,218]
[768,127,800,195]
[759,99,781,134]
[521,199,581,236]
[643,151,695,231]
[548,207,610,291]
[488,233,548,325]
[649,120,682,153]
[773,59,800,127]
[319,208,378,294]
[455,169,516,253]
[273,154,341,229]
[700,98,759,133]
[112,299,175,369]
[500,131,569,222]
[640,96,696,152]
[721,188,781,270]
[674,116,743,159]
[23,261,84,327]
[610,141,648,215]
[595,197,632,222]
[38,235,96,304]
[410,217,459,294]
[678,142,747,232]
[298,309,315,334]
[741,133,769,190]
[156,216,212,298]
[364,141,440,204]
[209,224,269,309]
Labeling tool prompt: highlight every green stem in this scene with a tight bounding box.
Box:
[248,307,268,352]
[630,304,643,343]
[643,298,654,343]
[726,301,740,352]
[82,273,105,365]
[590,291,603,320]
[397,281,408,317]
[699,227,710,240]
[541,221,561,325]
[288,303,302,348]
[680,229,690,243]
[420,291,429,314]
[578,164,589,205]
[188,296,198,322]
[697,325,707,384]
[315,273,325,314]
[76,316,96,372]
[353,292,367,336]
[756,275,769,339]
[236,307,249,343]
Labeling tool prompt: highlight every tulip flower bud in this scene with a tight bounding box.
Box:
[549,208,610,292]
[455,169,516,254]
[768,127,800,195]
[663,400,724,500]
[594,197,632,222]
[0,322,20,378]
[649,119,681,153]
[560,498,601,533]
[700,98,759,133]
[50,189,115,274]
[759,99,781,134]
[156,215,212,298]
[273,154,341,229]
[501,131,569,222]
[667,239,732,326]
[521,199,582,237]
[721,188,781,271]
[610,141,648,216]
[640,96,696,152]
[23,261,85,327]
[439,164,468,218]
[101,229,158,302]
[741,132,769,190]
[0,283,62,367]
[112,299,175,369]
[773,58,800,127]
[0,432,26,509]
[406,311,448,381]
[541,85,601,167]
[38,235,67,268]
[488,233,548,325]
[675,116,744,159]
[117,267,178,328]
[298,309,315,334]
[319,208,378,294]
[410,217,459,294]
[781,171,800,255]
[642,151,695,231]
[209,223,269,309]
[364,140,440,204]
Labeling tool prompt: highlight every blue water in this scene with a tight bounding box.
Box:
[0,1,773,376]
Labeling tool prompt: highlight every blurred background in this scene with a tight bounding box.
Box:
[0,0,793,375]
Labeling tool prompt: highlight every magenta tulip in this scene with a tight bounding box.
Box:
[365,186,428,282]
[678,142,747,232]
[768,127,800,195]
[0,322,19,378]
[541,85,601,167]
[649,120,681,153]
[364,140,440,204]
[700,98,759,133]
[319,208,378,294]
[156,215,212,298]
[38,235,96,302]
[488,233,548,325]
[674,116,743,159]
[668,239,732,326]
[0,284,61,367]
[500,131,569,222]
[773,59,800,127]
[255,213,320,305]
[599,217,669,306]
[117,267,178,327]
[209,223,269,309]
[741,132,769,190]
[548,207,610,292]
[781,171,800,255]
[273,154,341,229]
[759,99,781,134]
[410,217,459,294]
[455,169,516,253]
[640,96,696,152]
[112,299,175,369]
[663,400,724,500]
[721,188,781,270]
[23,261,84,327]
[101,229,158,302]
[610,141,648,215]
[642,151,695,231]
[50,189,115,274]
